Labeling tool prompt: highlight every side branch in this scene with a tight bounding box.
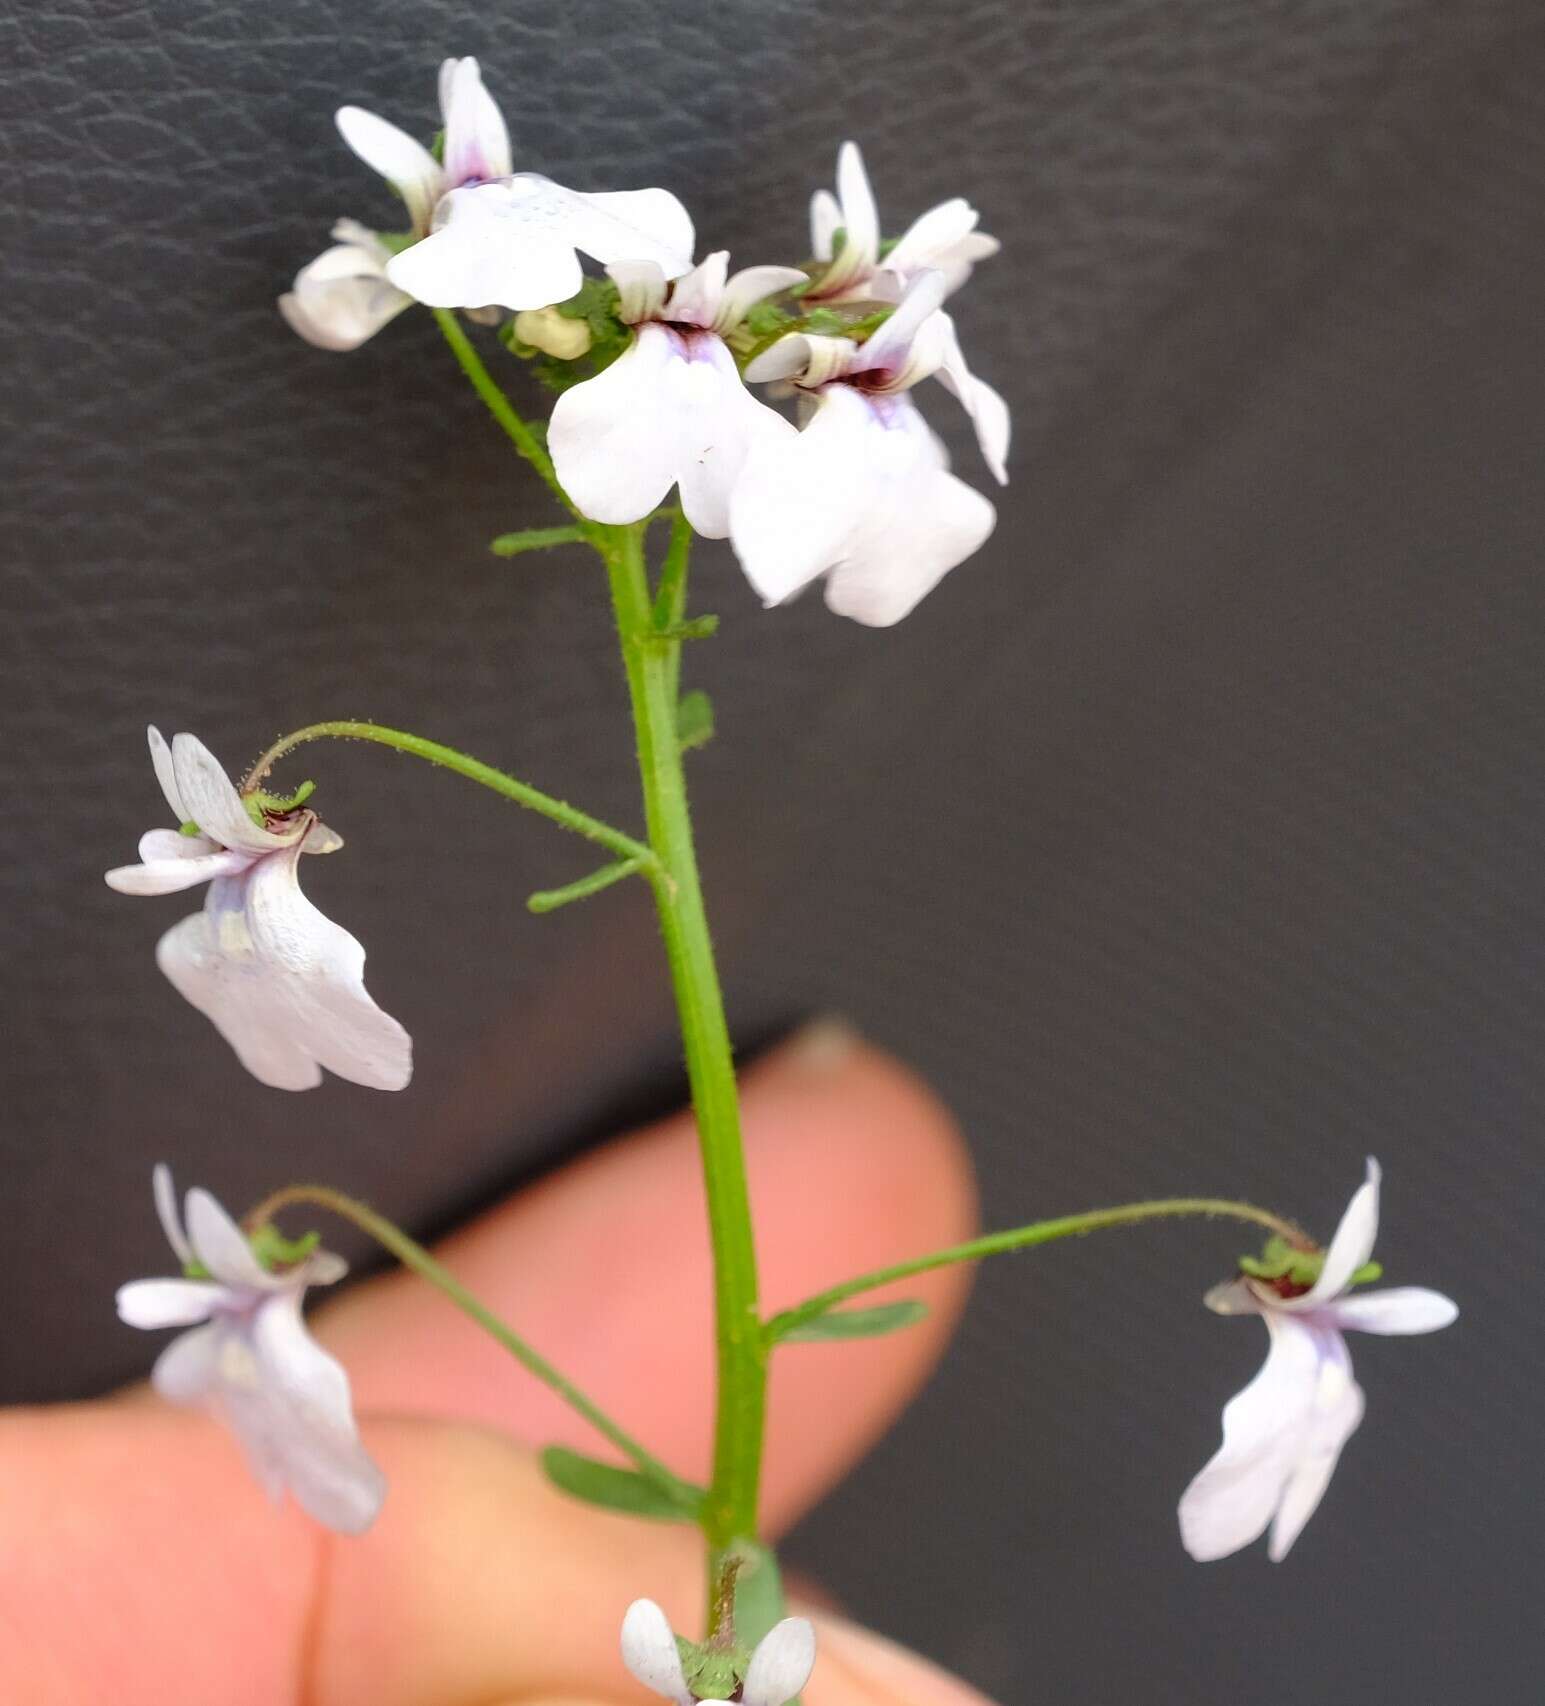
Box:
[242,720,654,868]
[246,1184,697,1506]
[764,1197,1309,1343]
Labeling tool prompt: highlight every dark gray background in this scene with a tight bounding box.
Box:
[3,1,1542,1700]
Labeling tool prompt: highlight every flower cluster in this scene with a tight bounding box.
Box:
[282,59,1008,625]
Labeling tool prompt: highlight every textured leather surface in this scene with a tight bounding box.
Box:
[4,2,1544,1700]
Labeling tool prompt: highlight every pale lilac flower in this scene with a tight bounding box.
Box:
[281,56,508,348]
[805,140,999,304]
[116,1166,385,1535]
[105,727,411,1093]
[621,1599,816,1706]
[549,252,805,535]
[1179,1159,1457,1563]
[729,271,999,626]
[279,219,413,352]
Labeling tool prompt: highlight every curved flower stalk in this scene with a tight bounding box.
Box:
[105,726,411,1092]
[116,1166,385,1535]
[622,1600,816,1706]
[1179,1158,1457,1562]
[549,251,806,534]
[729,271,1002,625]
[805,139,1000,304]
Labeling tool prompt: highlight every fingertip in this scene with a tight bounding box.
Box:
[808,1615,1001,1706]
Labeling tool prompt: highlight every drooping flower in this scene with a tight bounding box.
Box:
[621,1599,816,1706]
[105,727,411,1093]
[805,140,999,304]
[116,1165,385,1535]
[549,252,805,535]
[729,271,1002,625]
[1178,1158,1457,1563]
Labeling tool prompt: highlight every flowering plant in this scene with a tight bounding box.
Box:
[103,56,1456,1701]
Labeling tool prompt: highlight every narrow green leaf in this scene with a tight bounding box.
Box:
[527,856,644,914]
[489,524,588,557]
[776,1299,928,1343]
[677,689,715,752]
[540,1446,703,1521]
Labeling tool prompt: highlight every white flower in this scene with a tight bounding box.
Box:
[279,218,413,352]
[805,140,999,304]
[116,1165,385,1535]
[729,271,999,626]
[105,726,411,1093]
[549,252,805,536]
[1179,1158,1458,1563]
[621,1599,816,1706]
[385,175,695,314]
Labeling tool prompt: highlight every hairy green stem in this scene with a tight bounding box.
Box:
[243,720,653,868]
[765,1196,1309,1341]
[247,1184,696,1504]
[600,519,766,1569]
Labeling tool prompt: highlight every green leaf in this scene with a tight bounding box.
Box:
[248,1223,321,1272]
[489,525,588,558]
[539,1446,702,1521]
[677,690,715,752]
[776,1299,928,1343]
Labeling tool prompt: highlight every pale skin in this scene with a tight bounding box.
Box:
[0,1033,995,1706]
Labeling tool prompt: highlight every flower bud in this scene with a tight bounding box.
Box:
[514,306,593,360]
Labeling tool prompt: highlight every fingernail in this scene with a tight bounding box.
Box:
[785,1015,862,1074]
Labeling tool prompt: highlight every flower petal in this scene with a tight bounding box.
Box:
[148,726,187,821]
[619,1599,694,1706]
[105,844,253,897]
[1294,1157,1381,1308]
[932,315,1010,485]
[742,1618,817,1706]
[116,1278,228,1329]
[387,181,585,311]
[664,249,729,329]
[280,239,414,352]
[578,186,695,277]
[153,1162,191,1265]
[1177,1312,1323,1562]
[609,258,669,325]
[672,337,798,539]
[334,106,444,236]
[155,851,412,1093]
[170,733,301,854]
[185,1186,273,1291]
[239,1292,386,1534]
[1267,1333,1365,1560]
[150,1322,221,1402]
[815,140,880,295]
[548,326,685,524]
[715,264,808,336]
[1328,1286,1459,1335]
[730,388,993,625]
[439,56,511,186]
[809,186,842,262]
[856,271,948,382]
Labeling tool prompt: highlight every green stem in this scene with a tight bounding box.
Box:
[600,519,765,1562]
[432,309,579,517]
[528,856,646,913]
[765,1197,1309,1342]
[247,1184,697,1505]
[243,720,653,868]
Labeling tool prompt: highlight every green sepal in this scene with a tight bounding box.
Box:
[744,300,796,339]
[539,1445,703,1521]
[248,1223,321,1272]
[429,128,445,164]
[181,1259,212,1280]
[775,1299,928,1343]
[248,779,316,816]
[681,1643,742,1701]
[503,277,632,394]
[177,819,203,838]
[677,690,715,753]
[374,229,416,257]
[799,307,847,335]
[1349,1260,1383,1286]
[1238,1236,1322,1287]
